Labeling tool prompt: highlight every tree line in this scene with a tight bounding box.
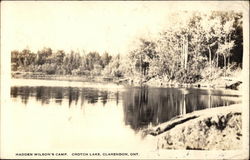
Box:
[11,11,243,83]
[11,48,114,76]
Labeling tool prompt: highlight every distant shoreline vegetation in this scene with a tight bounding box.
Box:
[11,11,243,85]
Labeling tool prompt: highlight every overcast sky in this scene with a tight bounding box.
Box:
[1,1,247,55]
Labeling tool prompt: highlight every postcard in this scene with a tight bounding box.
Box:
[1,1,249,159]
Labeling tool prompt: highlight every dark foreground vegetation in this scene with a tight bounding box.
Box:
[11,11,243,85]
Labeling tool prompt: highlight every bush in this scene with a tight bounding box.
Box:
[41,63,56,74]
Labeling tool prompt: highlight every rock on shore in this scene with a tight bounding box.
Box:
[144,104,242,150]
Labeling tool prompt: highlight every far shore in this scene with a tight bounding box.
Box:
[11,72,242,90]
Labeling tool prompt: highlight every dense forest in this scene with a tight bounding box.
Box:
[11,11,243,83]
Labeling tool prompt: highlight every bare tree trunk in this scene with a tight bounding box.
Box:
[227,56,230,69]
[181,35,188,70]
[208,46,212,78]
[216,53,219,68]
[182,38,185,68]
[224,55,226,68]
[140,54,142,83]
[184,36,188,70]
[224,54,227,76]
[228,33,232,69]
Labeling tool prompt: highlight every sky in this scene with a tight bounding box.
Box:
[1,1,247,55]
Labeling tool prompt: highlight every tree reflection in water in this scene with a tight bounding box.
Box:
[10,86,112,107]
[10,86,240,132]
[122,86,240,131]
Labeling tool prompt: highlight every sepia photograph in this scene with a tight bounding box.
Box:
[1,1,249,159]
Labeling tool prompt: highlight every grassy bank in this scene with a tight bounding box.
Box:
[144,104,242,150]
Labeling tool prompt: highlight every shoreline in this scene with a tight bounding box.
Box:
[11,74,111,83]
[11,74,242,91]
[143,103,242,150]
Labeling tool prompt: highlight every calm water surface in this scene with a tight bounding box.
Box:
[7,79,242,151]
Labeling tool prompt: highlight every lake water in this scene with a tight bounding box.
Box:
[5,79,242,152]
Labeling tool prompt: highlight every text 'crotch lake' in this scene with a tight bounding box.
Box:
[9,79,242,150]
